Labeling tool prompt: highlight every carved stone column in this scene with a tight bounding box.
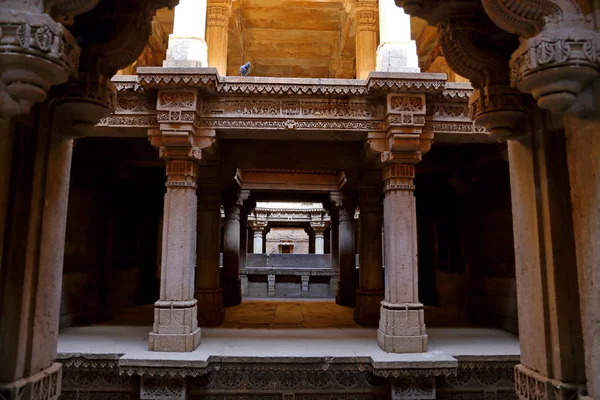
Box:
[239,208,249,269]
[354,171,384,327]
[222,189,249,306]
[330,206,339,273]
[376,0,419,73]
[164,0,208,67]
[354,0,378,79]
[333,191,357,306]
[196,169,224,327]
[0,111,78,400]
[251,223,266,254]
[314,227,326,255]
[377,164,427,352]
[206,0,232,76]
[147,89,216,352]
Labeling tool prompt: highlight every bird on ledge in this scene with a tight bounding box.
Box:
[239,62,251,76]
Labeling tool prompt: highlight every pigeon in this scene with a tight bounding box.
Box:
[239,62,251,76]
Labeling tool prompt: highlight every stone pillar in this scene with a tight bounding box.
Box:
[354,0,378,79]
[330,207,340,286]
[0,118,74,400]
[149,158,201,351]
[504,118,587,399]
[376,0,419,73]
[164,0,208,67]
[335,193,357,306]
[240,211,248,269]
[564,115,600,399]
[195,179,224,327]
[147,89,216,352]
[252,225,265,254]
[314,229,326,254]
[222,190,248,306]
[355,172,384,326]
[206,0,232,75]
[378,164,427,353]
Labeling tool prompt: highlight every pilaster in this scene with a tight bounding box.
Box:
[354,170,384,327]
[206,0,233,76]
[354,0,378,79]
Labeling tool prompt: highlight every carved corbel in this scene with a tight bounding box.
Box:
[149,89,216,162]
[482,0,600,113]
[368,94,432,165]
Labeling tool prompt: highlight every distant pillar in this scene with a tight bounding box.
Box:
[196,181,224,326]
[252,225,265,254]
[206,0,232,75]
[376,0,419,73]
[164,0,208,67]
[314,230,326,254]
[334,192,357,306]
[222,190,249,306]
[354,0,378,79]
[355,172,384,326]
[378,165,427,353]
[240,211,248,268]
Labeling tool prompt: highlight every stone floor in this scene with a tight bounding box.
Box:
[105,299,360,328]
[58,299,520,368]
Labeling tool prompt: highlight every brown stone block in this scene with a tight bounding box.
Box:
[148,327,201,352]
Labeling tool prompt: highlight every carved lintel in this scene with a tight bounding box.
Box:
[0,363,62,400]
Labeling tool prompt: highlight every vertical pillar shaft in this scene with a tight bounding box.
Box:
[565,116,600,399]
[195,185,224,326]
[337,201,357,306]
[377,164,427,353]
[253,229,264,254]
[0,115,73,398]
[164,0,208,67]
[507,122,586,398]
[239,212,248,268]
[150,159,201,352]
[330,209,339,284]
[222,195,242,306]
[206,0,232,76]
[314,230,325,254]
[355,180,384,326]
[355,1,378,79]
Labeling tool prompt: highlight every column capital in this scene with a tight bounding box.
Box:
[0,8,80,119]
[482,0,599,114]
[382,164,415,193]
[355,1,378,32]
[207,0,232,29]
[165,159,200,190]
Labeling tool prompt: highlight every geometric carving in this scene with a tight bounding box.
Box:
[0,363,62,400]
[391,377,436,400]
[514,364,584,400]
[141,377,186,400]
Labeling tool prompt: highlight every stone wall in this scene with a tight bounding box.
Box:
[266,227,309,254]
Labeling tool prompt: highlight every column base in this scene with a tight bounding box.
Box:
[163,37,208,68]
[0,363,62,400]
[377,302,427,353]
[336,279,356,306]
[149,300,201,352]
[195,288,224,326]
[515,364,587,400]
[222,278,242,306]
[376,42,420,73]
[354,289,383,327]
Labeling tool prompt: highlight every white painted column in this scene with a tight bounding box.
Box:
[315,230,326,254]
[253,228,264,254]
[164,0,208,67]
[376,0,420,73]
